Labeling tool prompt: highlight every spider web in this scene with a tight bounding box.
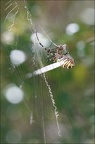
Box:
[2,0,62,143]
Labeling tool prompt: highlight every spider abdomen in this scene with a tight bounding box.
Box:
[62,59,75,69]
[57,56,75,69]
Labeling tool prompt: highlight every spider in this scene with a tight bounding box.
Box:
[36,31,75,69]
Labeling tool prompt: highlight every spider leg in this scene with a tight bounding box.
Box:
[36,31,60,62]
[35,31,47,49]
[45,48,51,53]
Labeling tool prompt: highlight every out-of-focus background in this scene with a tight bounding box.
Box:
[1,0,94,144]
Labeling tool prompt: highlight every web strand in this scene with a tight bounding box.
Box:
[4,0,62,139]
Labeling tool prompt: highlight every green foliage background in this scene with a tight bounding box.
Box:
[1,0,94,143]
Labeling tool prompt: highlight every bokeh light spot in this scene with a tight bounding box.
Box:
[80,8,94,25]
[1,31,14,44]
[76,41,86,57]
[10,50,26,65]
[66,23,80,35]
[4,84,24,104]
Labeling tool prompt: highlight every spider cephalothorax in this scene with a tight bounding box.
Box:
[45,45,66,62]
